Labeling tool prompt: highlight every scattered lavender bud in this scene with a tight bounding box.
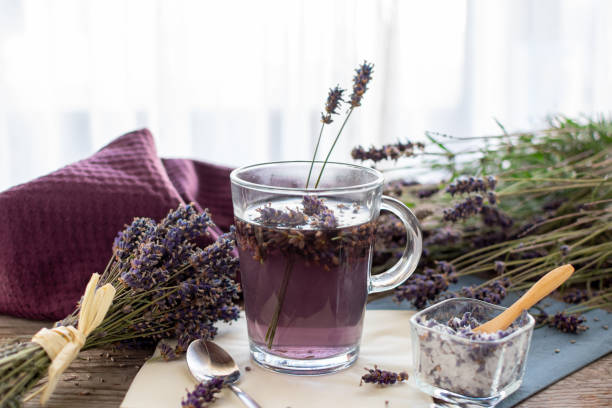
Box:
[560,245,570,256]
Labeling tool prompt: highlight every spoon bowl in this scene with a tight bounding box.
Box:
[186,340,261,408]
[187,340,240,383]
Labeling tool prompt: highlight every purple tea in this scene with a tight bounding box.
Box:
[235,197,376,360]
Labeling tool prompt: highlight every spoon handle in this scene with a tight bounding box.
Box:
[228,384,261,408]
[473,264,574,333]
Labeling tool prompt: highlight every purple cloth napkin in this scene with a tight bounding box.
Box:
[0,129,234,320]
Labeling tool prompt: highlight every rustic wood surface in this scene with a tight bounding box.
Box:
[1,315,610,407]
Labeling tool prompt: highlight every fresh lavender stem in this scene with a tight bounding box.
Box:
[306,123,325,188]
[265,257,295,348]
[314,108,354,188]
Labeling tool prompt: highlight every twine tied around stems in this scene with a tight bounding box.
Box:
[29,273,115,405]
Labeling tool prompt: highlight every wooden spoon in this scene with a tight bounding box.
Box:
[473,264,575,334]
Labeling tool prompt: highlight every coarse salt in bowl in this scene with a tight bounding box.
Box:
[409,298,535,407]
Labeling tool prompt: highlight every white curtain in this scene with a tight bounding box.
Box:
[1,0,611,190]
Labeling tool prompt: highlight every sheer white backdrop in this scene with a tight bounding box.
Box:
[0,0,611,191]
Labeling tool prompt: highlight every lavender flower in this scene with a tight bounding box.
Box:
[394,265,458,309]
[494,261,505,275]
[112,217,156,263]
[560,245,570,256]
[351,141,424,163]
[550,312,588,333]
[487,192,497,205]
[417,187,439,199]
[481,206,514,228]
[424,227,461,247]
[321,86,345,124]
[443,196,484,222]
[159,342,177,361]
[310,208,338,229]
[349,61,374,108]
[302,195,327,216]
[360,366,409,386]
[446,176,497,196]
[459,278,511,305]
[182,377,224,408]
[255,205,307,227]
[562,288,591,304]
[116,204,240,350]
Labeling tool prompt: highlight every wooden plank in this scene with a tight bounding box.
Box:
[0,315,610,407]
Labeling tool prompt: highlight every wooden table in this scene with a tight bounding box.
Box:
[1,315,610,407]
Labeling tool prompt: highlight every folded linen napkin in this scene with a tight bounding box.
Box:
[0,129,234,320]
[121,310,432,408]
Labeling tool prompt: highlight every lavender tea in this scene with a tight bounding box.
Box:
[235,196,376,361]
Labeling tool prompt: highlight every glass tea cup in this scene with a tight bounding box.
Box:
[230,161,422,374]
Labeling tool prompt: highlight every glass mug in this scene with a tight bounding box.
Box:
[230,161,422,374]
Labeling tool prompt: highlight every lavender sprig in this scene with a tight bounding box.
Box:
[360,365,409,386]
[182,377,224,408]
[306,86,345,188]
[446,176,497,196]
[314,61,374,188]
[351,141,425,163]
[549,312,588,333]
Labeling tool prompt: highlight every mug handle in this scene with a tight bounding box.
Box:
[369,195,423,294]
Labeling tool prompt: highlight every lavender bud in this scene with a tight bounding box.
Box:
[349,61,374,108]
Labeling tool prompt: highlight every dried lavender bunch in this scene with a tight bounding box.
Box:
[367,117,611,321]
[360,365,409,386]
[0,204,240,406]
[351,141,425,163]
[182,377,224,408]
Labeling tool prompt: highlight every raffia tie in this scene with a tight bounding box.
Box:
[30,273,116,405]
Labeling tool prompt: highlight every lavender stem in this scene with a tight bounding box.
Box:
[314,108,354,189]
[265,257,295,348]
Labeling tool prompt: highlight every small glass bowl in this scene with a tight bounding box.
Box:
[409,298,534,407]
